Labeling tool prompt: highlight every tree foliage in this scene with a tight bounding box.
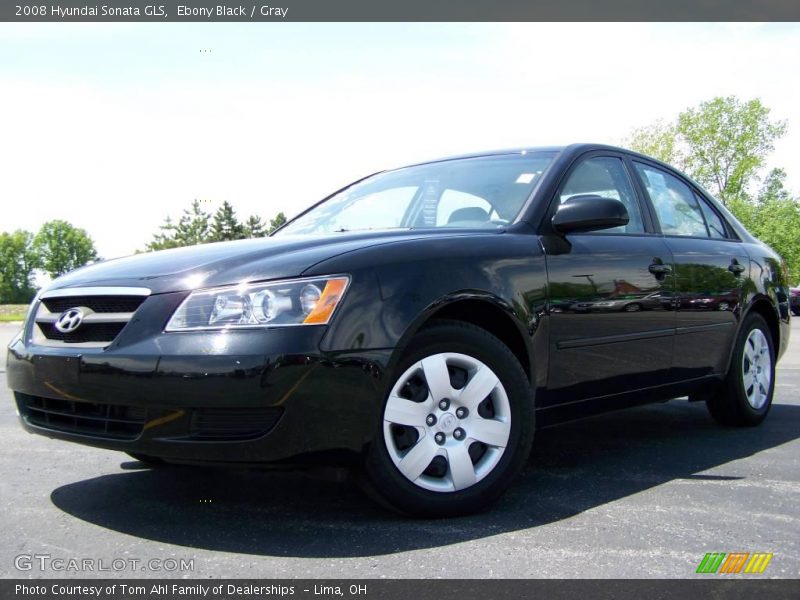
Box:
[729,170,800,283]
[145,216,181,252]
[33,220,99,279]
[210,201,246,242]
[243,215,267,238]
[269,212,287,233]
[145,201,287,251]
[677,96,786,204]
[174,199,211,247]
[626,119,681,166]
[758,168,791,203]
[0,230,39,303]
[627,96,787,205]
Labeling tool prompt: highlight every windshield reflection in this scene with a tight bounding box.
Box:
[277,153,556,235]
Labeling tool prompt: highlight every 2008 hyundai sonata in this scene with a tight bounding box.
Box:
[7,144,790,516]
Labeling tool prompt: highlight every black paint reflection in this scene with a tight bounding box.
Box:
[543,234,676,404]
[663,238,748,378]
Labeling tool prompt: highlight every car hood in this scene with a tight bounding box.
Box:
[44,229,493,295]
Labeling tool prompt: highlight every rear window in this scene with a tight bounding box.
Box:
[696,194,729,239]
[635,163,708,237]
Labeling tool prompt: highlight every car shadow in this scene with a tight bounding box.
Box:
[50,400,800,558]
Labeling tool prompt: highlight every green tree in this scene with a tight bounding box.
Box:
[0,230,38,303]
[757,168,791,204]
[174,199,211,246]
[243,215,267,238]
[33,220,98,278]
[627,96,787,205]
[146,215,180,251]
[677,96,786,204]
[144,202,286,251]
[743,198,800,284]
[625,119,681,165]
[729,171,800,283]
[268,211,287,234]
[209,201,245,242]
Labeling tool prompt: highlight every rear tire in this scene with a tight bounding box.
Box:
[360,320,534,517]
[706,313,775,427]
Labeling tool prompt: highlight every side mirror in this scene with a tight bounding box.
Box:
[552,195,630,233]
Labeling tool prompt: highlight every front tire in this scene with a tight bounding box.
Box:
[361,320,534,517]
[706,313,775,427]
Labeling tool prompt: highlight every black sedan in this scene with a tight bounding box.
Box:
[790,286,800,316]
[6,144,791,517]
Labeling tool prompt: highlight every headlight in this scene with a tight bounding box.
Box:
[165,275,350,331]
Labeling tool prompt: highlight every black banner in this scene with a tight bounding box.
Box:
[3,0,800,22]
[5,580,800,600]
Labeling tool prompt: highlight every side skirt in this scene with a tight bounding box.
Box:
[534,374,723,428]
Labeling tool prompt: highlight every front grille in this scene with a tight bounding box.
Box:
[190,407,283,440]
[18,394,146,440]
[37,322,126,343]
[42,295,146,314]
[32,287,150,348]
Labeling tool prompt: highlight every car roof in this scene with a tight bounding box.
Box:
[399,143,636,168]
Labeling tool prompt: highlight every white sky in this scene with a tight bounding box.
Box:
[1,23,799,259]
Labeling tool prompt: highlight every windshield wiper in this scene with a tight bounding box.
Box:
[332,227,411,233]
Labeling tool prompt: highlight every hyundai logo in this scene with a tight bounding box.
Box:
[54,308,85,333]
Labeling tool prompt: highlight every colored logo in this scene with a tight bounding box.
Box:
[696,552,773,574]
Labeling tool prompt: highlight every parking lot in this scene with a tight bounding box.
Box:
[1,319,798,579]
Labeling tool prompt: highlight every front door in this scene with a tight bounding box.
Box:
[543,154,677,407]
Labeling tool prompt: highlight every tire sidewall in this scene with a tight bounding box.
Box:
[364,322,533,516]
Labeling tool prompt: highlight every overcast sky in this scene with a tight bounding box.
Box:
[1,23,799,259]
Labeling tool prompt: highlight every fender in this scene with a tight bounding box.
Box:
[306,232,549,361]
[719,252,789,378]
[384,289,540,387]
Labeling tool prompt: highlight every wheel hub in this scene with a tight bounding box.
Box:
[438,412,457,434]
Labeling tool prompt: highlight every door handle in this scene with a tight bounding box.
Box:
[648,262,672,276]
[729,260,746,275]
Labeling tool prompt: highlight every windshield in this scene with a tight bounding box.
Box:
[276,152,556,235]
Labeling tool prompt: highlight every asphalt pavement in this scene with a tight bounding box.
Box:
[1,319,798,579]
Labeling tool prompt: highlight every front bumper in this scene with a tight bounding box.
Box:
[6,309,390,465]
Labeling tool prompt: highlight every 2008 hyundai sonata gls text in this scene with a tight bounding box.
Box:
[7,144,791,516]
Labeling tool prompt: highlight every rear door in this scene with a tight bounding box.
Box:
[631,160,747,379]
[542,152,677,406]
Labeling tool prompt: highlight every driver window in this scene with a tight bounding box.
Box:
[436,189,494,226]
[559,156,645,234]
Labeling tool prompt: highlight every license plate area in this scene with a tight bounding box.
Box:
[33,354,81,389]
